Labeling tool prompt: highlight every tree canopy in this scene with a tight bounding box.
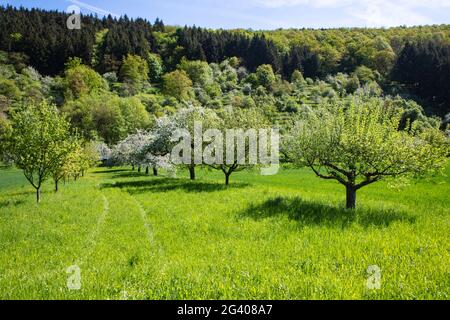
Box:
[6,101,77,202]
[286,98,449,209]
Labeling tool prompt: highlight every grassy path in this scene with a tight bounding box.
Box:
[0,166,449,299]
[0,170,161,299]
[130,194,155,250]
[71,188,159,299]
[0,176,106,299]
[76,195,110,267]
[109,169,450,299]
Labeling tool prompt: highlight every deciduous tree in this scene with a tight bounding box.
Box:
[286,98,449,209]
[210,108,270,185]
[162,70,193,101]
[8,101,75,203]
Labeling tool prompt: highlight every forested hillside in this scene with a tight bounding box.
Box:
[0,7,450,129]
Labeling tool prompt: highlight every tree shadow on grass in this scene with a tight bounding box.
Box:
[94,169,129,174]
[111,172,147,179]
[0,199,25,208]
[101,178,250,194]
[238,196,416,229]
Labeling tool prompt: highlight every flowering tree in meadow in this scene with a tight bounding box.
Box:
[286,98,449,209]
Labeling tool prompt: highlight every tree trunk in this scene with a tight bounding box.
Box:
[145,166,149,175]
[138,165,141,173]
[55,179,59,192]
[153,167,158,176]
[189,165,195,180]
[346,185,356,209]
[132,165,135,171]
[36,187,41,204]
[225,173,230,186]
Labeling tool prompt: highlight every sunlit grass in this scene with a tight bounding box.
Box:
[0,164,448,299]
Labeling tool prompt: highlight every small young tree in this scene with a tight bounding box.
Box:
[209,108,269,185]
[79,141,101,176]
[112,129,171,176]
[8,101,74,203]
[291,69,304,83]
[139,149,172,176]
[162,70,193,101]
[119,54,149,94]
[0,117,11,164]
[170,105,222,180]
[63,62,108,100]
[146,52,164,83]
[255,64,276,90]
[51,140,82,192]
[111,131,149,169]
[97,142,112,165]
[178,59,213,87]
[143,116,178,175]
[286,98,449,209]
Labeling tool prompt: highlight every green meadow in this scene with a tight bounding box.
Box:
[0,165,449,300]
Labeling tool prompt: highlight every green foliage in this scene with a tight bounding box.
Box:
[2,7,450,114]
[1,165,448,299]
[63,93,119,144]
[50,138,83,190]
[178,59,213,87]
[0,117,11,162]
[291,69,304,83]
[0,78,21,112]
[119,54,149,94]
[0,78,21,100]
[209,107,269,184]
[255,64,276,90]
[354,66,378,85]
[135,93,164,116]
[9,32,22,43]
[162,70,193,101]
[62,91,153,145]
[118,96,151,133]
[65,57,83,70]
[91,95,126,145]
[7,101,75,202]
[92,29,109,68]
[287,98,449,208]
[387,97,441,132]
[64,64,108,100]
[146,52,164,83]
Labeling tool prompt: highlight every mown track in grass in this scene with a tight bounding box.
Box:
[0,165,449,299]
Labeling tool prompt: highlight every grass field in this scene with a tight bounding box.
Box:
[0,164,449,300]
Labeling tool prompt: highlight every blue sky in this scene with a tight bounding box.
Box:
[2,0,450,29]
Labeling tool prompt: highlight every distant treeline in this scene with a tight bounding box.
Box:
[0,6,449,115]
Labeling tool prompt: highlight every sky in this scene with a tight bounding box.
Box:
[2,0,450,30]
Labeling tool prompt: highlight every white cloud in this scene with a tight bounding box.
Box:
[250,0,450,26]
[348,1,431,27]
[67,0,120,18]
[250,0,347,8]
[252,0,450,8]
